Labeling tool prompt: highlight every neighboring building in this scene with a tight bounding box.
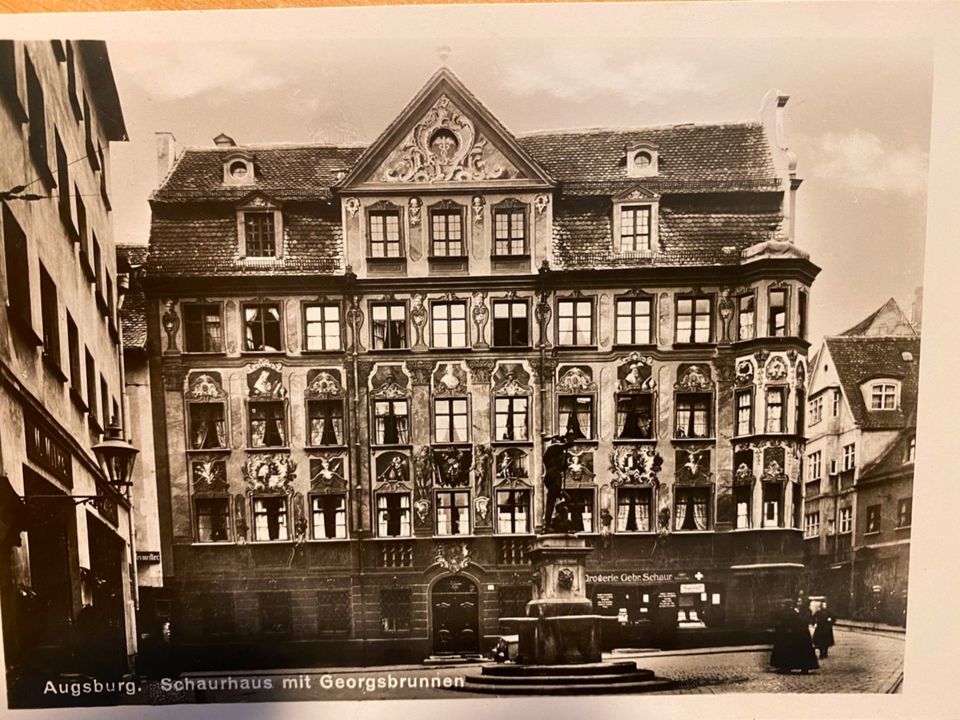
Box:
[802,298,919,624]
[144,69,818,669]
[0,41,133,703]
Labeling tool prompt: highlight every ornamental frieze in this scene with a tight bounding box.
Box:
[556,366,597,394]
[492,363,533,396]
[609,445,663,487]
[186,371,226,401]
[675,364,713,391]
[304,370,344,399]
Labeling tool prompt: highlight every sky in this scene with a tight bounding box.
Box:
[83,3,933,346]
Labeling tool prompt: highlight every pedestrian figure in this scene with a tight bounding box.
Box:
[770,599,819,674]
[812,602,836,659]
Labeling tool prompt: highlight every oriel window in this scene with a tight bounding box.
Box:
[312,495,347,539]
[734,486,752,529]
[768,289,787,337]
[371,303,407,350]
[762,484,783,528]
[737,293,755,341]
[735,390,753,436]
[243,303,282,352]
[765,388,786,433]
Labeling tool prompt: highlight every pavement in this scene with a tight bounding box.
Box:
[130,626,902,703]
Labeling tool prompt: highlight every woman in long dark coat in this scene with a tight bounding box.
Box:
[770,600,819,673]
[812,602,836,658]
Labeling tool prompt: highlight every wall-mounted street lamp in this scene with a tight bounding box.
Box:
[92,420,139,491]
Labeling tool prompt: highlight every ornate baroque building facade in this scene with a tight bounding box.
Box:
[144,70,819,667]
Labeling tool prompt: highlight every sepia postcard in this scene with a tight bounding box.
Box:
[0,2,958,719]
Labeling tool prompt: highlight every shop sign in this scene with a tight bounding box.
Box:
[587,571,704,585]
[24,410,73,487]
[137,551,161,563]
[658,592,678,609]
[595,592,614,609]
[680,582,706,594]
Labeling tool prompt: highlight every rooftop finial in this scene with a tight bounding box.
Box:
[437,44,451,66]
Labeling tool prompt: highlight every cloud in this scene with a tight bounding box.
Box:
[807,130,929,194]
[501,50,727,106]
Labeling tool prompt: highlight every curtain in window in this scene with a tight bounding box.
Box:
[576,398,592,438]
[674,499,687,531]
[273,414,285,446]
[693,497,708,530]
[502,402,515,440]
[251,415,266,447]
[373,319,388,349]
[636,501,650,531]
[616,402,628,438]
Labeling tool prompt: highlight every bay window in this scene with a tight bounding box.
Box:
[765,388,786,433]
[768,289,787,337]
[737,293,755,341]
[735,389,753,436]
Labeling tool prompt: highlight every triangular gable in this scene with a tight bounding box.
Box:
[612,185,660,201]
[340,68,555,190]
[237,190,281,209]
[840,298,917,337]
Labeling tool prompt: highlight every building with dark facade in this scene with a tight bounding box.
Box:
[0,41,134,703]
[143,69,818,668]
[803,299,918,624]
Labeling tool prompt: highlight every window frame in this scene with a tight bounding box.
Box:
[182,302,225,354]
[367,207,404,259]
[369,301,408,351]
[734,388,753,437]
[306,397,346,448]
[809,450,822,481]
[430,299,469,349]
[674,294,714,345]
[810,395,824,426]
[614,295,655,346]
[39,263,62,374]
[865,504,882,535]
[310,493,348,540]
[492,201,529,257]
[764,386,787,434]
[736,291,756,341]
[380,587,412,632]
[674,392,714,439]
[188,400,229,451]
[3,202,34,336]
[194,496,232,543]
[302,301,343,353]
[247,399,288,449]
[804,511,820,538]
[491,299,530,348]
[614,392,656,441]
[372,398,411,447]
[433,397,470,445]
[376,492,412,538]
[252,495,291,542]
[615,486,653,533]
[761,482,784,528]
[435,489,472,537]
[243,211,277,258]
[557,394,596,441]
[897,497,912,529]
[495,488,532,535]
[428,205,467,259]
[618,205,654,253]
[242,301,284,353]
[869,382,899,410]
[673,486,712,532]
[734,484,752,530]
[556,297,595,348]
[842,443,856,471]
[838,506,853,534]
[493,396,530,443]
[767,287,789,337]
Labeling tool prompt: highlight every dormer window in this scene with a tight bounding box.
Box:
[237,194,284,260]
[229,161,249,181]
[626,143,659,178]
[868,381,899,410]
[612,188,659,254]
[223,150,255,186]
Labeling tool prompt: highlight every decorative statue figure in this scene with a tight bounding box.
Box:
[541,430,576,532]
[162,300,180,353]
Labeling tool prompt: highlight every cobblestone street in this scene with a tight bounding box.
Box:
[133,628,903,705]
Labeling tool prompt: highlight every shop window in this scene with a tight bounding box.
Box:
[676,295,713,344]
[431,301,468,348]
[674,487,710,531]
[368,209,403,258]
[494,396,529,442]
[317,591,351,634]
[3,203,31,329]
[183,303,223,353]
[259,592,291,634]
[195,497,231,542]
[616,487,652,532]
[434,398,469,444]
[493,204,527,256]
[557,298,594,346]
[735,389,753,436]
[897,498,912,528]
[765,387,786,433]
[567,488,595,533]
[615,297,653,345]
[734,485,752,529]
[436,490,471,536]
[615,393,654,440]
[675,393,712,439]
[768,289,788,337]
[253,496,289,541]
[303,303,342,351]
[371,303,407,349]
[377,493,411,537]
[380,588,412,632]
[307,398,344,447]
[737,293,755,341]
[804,512,820,538]
[243,302,282,352]
[496,489,531,534]
[311,494,347,540]
[866,504,881,534]
[492,300,529,347]
[558,395,594,440]
[762,484,783,528]
[373,399,409,446]
[189,403,227,449]
[249,401,287,448]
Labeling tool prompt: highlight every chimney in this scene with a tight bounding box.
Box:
[912,286,923,331]
[155,132,177,185]
[760,90,801,244]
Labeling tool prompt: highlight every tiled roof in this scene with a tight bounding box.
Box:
[147,208,343,277]
[152,145,365,203]
[859,428,915,482]
[116,244,148,350]
[552,196,784,269]
[517,123,779,190]
[825,336,921,431]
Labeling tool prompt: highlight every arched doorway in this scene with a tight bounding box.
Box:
[431,575,479,655]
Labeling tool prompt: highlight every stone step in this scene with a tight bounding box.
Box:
[480,661,639,677]
[466,669,657,685]
[455,678,678,695]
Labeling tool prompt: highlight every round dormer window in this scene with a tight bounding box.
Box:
[635,151,652,168]
[229,161,249,179]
